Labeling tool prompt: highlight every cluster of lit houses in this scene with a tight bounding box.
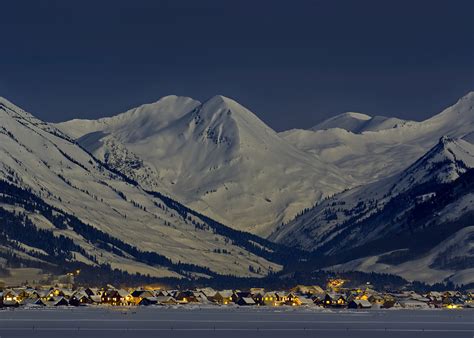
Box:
[1,279,473,310]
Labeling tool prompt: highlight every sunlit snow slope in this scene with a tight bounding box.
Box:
[57,95,351,236]
[0,97,283,278]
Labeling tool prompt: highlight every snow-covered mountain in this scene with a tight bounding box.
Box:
[326,167,474,286]
[271,136,474,283]
[5,89,474,285]
[57,95,351,236]
[0,97,285,280]
[281,92,474,183]
[311,112,411,134]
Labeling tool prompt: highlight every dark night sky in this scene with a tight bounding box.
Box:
[1,0,473,131]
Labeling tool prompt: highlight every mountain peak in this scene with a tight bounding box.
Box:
[396,136,474,188]
[342,112,372,120]
[311,112,372,132]
[461,91,474,101]
[439,135,455,146]
[202,95,242,111]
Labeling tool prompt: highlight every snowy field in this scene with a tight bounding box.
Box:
[0,306,474,338]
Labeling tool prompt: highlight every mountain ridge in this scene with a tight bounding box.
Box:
[0,98,286,280]
[57,95,352,236]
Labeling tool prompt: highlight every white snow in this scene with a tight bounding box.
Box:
[57,95,352,236]
[281,92,474,184]
[311,111,410,134]
[0,97,282,278]
[271,135,474,250]
[3,89,474,284]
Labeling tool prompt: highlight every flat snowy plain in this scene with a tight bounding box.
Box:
[0,307,473,338]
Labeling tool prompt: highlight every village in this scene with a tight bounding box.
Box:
[1,276,473,310]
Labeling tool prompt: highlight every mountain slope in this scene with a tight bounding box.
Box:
[311,112,410,134]
[281,92,474,183]
[271,136,474,248]
[57,95,351,236]
[271,137,474,283]
[0,97,284,279]
[327,169,474,285]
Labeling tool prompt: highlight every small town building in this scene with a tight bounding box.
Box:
[236,297,256,306]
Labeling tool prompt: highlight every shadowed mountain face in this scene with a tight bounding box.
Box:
[272,136,474,284]
[57,95,351,236]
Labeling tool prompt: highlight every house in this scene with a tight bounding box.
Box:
[442,296,464,309]
[175,291,199,304]
[298,297,316,307]
[236,297,256,306]
[252,292,265,305]
[48,287,66,298]
[262,292,278,306]
[197,288,217,300]
[286,293,301,306]
[232,291,252,303]
[3,290,20,303]
[45,297,69,307]
[194,291,213,304]
[20,298,46,307]
[250,288,265,295]
[130,290,154,305]
[69,292,92,306]
[156,290,170,297]
[156,296,178,305]
[368,294,384,305]
[213,290,234,305]
[26,290,41,300]
[84,287,99,297]
[13,288,29,301]
[90,295,102,304]
[348,299,372,309]
[101,289,128,305]
[426,291,443,302]
[275,292,289,303]
[323,293,347,307]
[138,297,158,306]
